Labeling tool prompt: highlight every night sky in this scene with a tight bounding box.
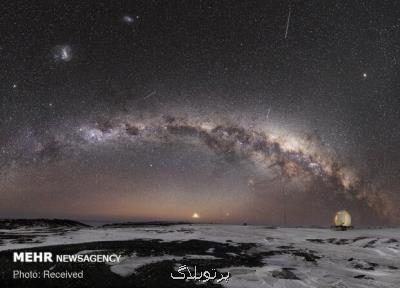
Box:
[1,1,399,226]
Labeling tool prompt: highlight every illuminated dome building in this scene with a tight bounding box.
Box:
[333,210,353,230]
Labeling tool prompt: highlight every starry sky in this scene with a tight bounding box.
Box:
[0,1,399,226]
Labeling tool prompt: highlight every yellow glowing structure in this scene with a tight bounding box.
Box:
[333,210,352,230]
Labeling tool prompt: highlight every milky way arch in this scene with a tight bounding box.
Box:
[68,113,395,222]
[1,113,396,223]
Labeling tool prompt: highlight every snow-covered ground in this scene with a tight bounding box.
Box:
[1,225,399,287]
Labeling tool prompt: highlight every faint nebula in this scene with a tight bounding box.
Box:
[53,45,73,62]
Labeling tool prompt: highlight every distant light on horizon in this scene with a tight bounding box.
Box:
[192,212,200,219]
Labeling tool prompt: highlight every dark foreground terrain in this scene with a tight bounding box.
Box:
[0,222,399,287]
[1,238,317,287]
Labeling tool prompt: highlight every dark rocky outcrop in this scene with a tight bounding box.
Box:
[0,219,90,229]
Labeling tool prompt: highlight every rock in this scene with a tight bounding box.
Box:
[272,268,299,280]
